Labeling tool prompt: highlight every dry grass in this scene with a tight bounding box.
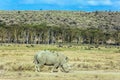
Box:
[0,71,120,80]
[0,44,120,80]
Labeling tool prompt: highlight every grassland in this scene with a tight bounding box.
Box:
[0,44,120,80]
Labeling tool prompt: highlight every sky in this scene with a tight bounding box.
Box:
[0,0,120,11]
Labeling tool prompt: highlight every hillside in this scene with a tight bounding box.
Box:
[0,10,120,45]
[0,10,120,31]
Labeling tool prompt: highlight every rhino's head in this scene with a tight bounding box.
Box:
[61,63,72,73]
[60,56,71,73]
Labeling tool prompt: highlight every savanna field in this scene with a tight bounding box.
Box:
[0,44,120,80]
[0,3,120,80]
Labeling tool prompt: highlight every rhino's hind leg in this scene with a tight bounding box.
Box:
[35,64,40,72]
[35,64,44,72]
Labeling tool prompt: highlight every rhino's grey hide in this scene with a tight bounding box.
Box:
[33,50,70,73]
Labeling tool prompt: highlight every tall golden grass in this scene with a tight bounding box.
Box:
[0,44,120,71]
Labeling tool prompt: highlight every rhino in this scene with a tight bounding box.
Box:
[33,50,70,73]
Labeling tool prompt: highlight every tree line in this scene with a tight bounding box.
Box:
[0,23,120,45]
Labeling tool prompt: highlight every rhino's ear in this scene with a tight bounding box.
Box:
[66,57,69,61]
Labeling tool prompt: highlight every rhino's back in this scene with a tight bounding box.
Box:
[36,51,60,65]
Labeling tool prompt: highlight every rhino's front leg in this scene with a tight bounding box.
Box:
[51,64,59,72]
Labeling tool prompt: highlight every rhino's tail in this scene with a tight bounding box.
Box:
[33,54,39,64]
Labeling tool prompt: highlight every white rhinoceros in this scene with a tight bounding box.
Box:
[33,50,70,73]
